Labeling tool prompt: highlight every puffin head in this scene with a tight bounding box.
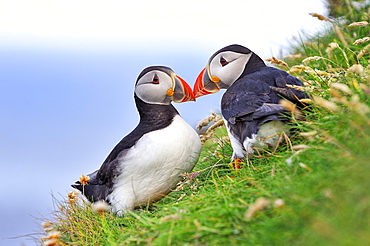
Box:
[193,44,264,98]
[135,66,195,105]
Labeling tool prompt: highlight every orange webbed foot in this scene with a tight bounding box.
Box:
[230,158,242,170]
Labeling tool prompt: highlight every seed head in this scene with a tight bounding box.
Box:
[348,64,365,76]
[299,131,318,141]
[302,56,322,63]
[160,214,181,222]
[279,99,303,119]
[326,42,339,54]
[331,83,352,94]
[348,21,369,27]
[292,144,310,150]
[309,13,330,22]
[313,96,338,112]
[196,111,222,130]
[348,95,370,115]
[299,98,312,104]
[357,43,370,59]
[206,119,224,133]
[265,57,288,67]
[289,65,313,74]
[41,221,53,229]
[315,69,329,77]
[353,37,370,45]
[285,53,303,59]
[294,65,313,71]
[286,84,305,91]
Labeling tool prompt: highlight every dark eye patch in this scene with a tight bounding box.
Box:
[152,75,160,84]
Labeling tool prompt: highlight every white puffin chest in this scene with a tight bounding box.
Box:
[107,115,201,214]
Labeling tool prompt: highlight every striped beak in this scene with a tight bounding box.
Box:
[172,74,196,102]
[193,67,220,98]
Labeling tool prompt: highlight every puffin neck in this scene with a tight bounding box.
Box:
[242,53,266,75]
[134,95,179,126]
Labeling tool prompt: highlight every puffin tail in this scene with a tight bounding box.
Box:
[71,171,110,203]
[71,182,85,194]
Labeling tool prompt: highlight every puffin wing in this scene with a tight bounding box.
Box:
[252,103,286,119]
[72,129,141,202]
[221,78,271,124]
[220,67,308,145]
[271,69,309,103]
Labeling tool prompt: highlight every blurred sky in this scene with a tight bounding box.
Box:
[0,0,327,245]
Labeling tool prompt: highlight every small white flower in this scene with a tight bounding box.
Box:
[92,200,110,214]
[285,157,293,166]
[274,199,285,208]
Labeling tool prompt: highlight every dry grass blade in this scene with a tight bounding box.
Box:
[312,96,338,112]
[279,99,304,120]
[245,197,270,220]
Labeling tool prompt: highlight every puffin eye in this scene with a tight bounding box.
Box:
[152,75,160,84]
[220,57,229,67]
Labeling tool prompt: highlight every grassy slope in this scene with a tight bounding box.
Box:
[40,3,370,245]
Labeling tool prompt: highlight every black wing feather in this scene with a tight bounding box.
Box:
[221,79,270,124]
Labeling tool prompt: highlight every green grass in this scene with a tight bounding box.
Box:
[39,3,370,245]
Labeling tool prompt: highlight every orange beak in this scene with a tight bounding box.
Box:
[193,67,220,98]
[172,75,196,102]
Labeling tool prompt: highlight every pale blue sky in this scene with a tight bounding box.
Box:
[0,1,326,245]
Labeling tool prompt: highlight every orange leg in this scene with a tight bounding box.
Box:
[230,158,242,169]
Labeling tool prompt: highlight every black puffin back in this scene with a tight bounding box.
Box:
[221,66,308,143]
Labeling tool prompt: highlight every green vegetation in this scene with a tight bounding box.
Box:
[40,2,369,245]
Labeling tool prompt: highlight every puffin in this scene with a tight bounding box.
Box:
[72,66,201,215]
[193,44,308,164]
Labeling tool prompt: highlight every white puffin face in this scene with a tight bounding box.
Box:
[135,70,174,105]
[208,51,252,88]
